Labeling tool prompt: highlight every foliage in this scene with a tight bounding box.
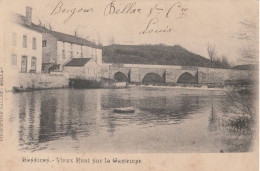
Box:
[102,44,229,67]
[207,43,216,67]
[224,87,256,130]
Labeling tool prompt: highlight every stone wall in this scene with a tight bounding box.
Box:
[100,64,110,78]
[42,33,57,63]
[198,67,255,84]
[5,73,69,91]
[130,68,140,82]
[64,67,85,79]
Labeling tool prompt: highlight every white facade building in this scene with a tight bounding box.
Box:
[4,7,42,74]
[55,41,102,71]
[64,58,101,80]
[32,24,102,72]
[4,7,43,90]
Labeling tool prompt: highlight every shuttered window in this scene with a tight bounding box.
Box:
[11,54,17,65]
[12,33,17,46]
[31,57,36,71]
[23,35,27,48]
[32,37,36,50]
[21,56,27,72]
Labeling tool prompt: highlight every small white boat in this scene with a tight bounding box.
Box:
[113,107,135,113]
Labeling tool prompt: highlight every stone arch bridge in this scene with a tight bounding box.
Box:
[105,64,198,83]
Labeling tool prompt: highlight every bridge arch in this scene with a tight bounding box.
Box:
[142,72,165,84]
[109,67,131,82]
[114,71,129,82]
[177,72,197,83]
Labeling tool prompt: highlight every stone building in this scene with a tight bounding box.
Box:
[64,58,101,80]
[32,24,102,73]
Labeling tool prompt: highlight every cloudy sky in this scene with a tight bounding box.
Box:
[5,0,259,65]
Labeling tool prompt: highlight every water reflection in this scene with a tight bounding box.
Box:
[8,87,255,152]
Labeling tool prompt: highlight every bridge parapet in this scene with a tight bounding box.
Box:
[198,67,255,84]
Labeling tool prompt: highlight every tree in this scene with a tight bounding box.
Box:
[91,39,96,44]
[48,22,53,31]
[74,30,78,36]
[98,36,102,46]
[221,55,230,69]
[73,26,80,37]
[38,20,53,30]
[38,20,42,26]
[109,36,115,45]
[207,43,217,68]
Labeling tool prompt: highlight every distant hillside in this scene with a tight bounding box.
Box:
[232,64,258,71]
[102,44,213,67]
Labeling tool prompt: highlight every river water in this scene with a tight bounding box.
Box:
[5,86,255,153]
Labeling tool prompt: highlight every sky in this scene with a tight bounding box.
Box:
[4,0,259,65]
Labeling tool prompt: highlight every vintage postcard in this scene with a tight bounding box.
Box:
[0,0,258,170]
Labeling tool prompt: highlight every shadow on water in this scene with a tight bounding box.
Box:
[12,87,256,152]
[207,88,255,152]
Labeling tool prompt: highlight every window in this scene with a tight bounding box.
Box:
[70,43,73,59]
[11,54,17,65]
[62,50,65,59]
[23,35,27,48]
[32,37,36,50]
[31,57,36,71]
[42,40,47,47]
[21,56,27,72]
[12,33,17,46]
[70,51,73,59]
[80,46,83,57]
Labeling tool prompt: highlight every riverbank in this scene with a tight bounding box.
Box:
[8,72,255,93]
[11,82,254,93]
[127,81,256,91]
[5,73,69,92]
[131,84,227,91]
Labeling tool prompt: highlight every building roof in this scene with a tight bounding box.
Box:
[11,13,42,33]
[12,12,101,49]
[65,58,92,67]
[31,24,101,49]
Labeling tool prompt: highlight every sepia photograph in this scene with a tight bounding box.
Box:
[0,0,258,170]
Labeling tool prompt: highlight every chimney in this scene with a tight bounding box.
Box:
[25,6,32,25]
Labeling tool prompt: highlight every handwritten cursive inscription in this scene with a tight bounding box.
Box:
[49,0,187,34]
[50,0,94,23]
[166,2,187,19]
[140,17,172,34]
[104,1,142,16]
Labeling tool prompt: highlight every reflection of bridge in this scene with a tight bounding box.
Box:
[101,63,254,84]
[103,64,198,83]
